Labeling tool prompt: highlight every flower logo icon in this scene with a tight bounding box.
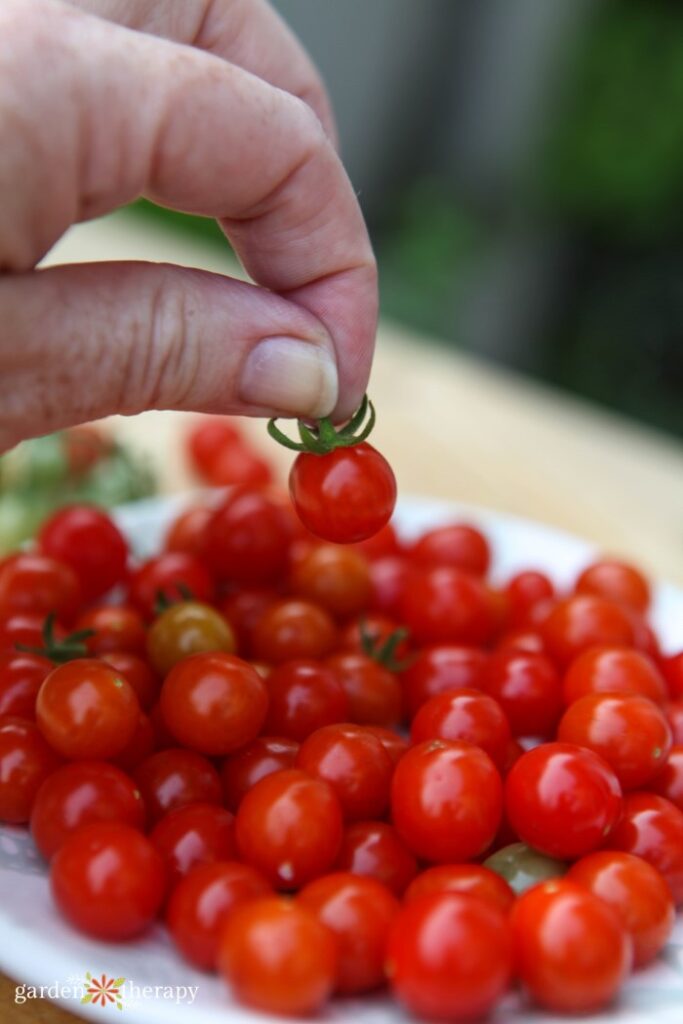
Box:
[81,972,125,1010]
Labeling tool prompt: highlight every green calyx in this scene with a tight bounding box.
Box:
[154,584,195,615]
[267,394,376,455]
[359,620,412,673]
[16,612,94,664]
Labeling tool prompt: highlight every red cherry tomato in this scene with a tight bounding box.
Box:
[505,742,623,859]
[410,688,512,769]
[205,487,291,584]
[387,892,513,1022]
[0,613,65,654]
[221,735,299,812]
[481,650,563,738]
[202,442,273,488]
[401,567,494,646]
[605,791,683,905]
[510,879,632,1013]
[217,897,338,1016]
[30,760,145,860]
[542,595,638,666]
[335,820,418,896]
[76,605,146,656]
[134,748,222,824]
[166,860,271,970]
[391,740,503,862]
[558,693,672,789]
[149,802,235,887]
[50,822,166,940]
[263,659,348,740]
[563,646,667,705]
[251,599,337,664]
[100,651,160,710]
[0,652,52,719]
[0,554,81,624]
[235,768,343,889]
[128,552,214,620]
[409,523,491,576]
[290,544,371,618]
[112,710,156,771]
[326,651,402,727]
[404,863,515,913]
[298,872,399,994]
[164,505,212,557]
[568,850,674,967]
[289,443,396,544]
[362,725,409,766]
[495,626,548,655]
[575,559,650,613]
[160,652,267,756]
[504,570,555,627]
[666,700,683,743]
[651,745,683,812]
[38,506,128,602]
[401,644,488,719]
[36,658,139,760]
[367,556,415,617]
[0,717,62,823]
[350,521,401,561]
[662,651,683,700]
[218,587,277,658]
[296,724,394,821]
[187,417,242,475]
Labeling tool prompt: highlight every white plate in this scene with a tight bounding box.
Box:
[1,495,682,1024]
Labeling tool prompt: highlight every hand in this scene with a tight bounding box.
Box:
[0,0,377,452]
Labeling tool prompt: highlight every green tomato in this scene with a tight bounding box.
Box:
[483,842,567,895]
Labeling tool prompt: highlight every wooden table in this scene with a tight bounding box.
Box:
[3,208,683,1021]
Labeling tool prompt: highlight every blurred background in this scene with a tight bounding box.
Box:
[133,0,683,440]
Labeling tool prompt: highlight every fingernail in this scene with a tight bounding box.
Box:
[239,337,338,418]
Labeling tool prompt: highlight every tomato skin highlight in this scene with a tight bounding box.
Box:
[605,791,683,905]
[289,443,396,544]
[564,646,667,706]
[0,652,52,719]
[0,717,62,823]
[149,801,235,888]
[386,892,513,1022]
[335,820,418,896]
[510,879,632,1013]
[133,748,222,825]
[221,736,299,812]
[296,724,394,822]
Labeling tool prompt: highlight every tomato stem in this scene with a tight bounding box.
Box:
[15,612,95,664]
[267,394,376,455]
[359,619,413,672]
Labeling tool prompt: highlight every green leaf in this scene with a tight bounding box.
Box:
[81,994,93,1004]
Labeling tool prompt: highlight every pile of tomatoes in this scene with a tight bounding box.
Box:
[0,462,682,1019]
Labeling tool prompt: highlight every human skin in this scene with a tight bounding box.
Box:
[0,0,378,452]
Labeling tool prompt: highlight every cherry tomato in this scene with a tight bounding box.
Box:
[187,417,242,475]
[218,587,277,658]
[401,644,488,720]
[367,556,415,618]
[410,688,511,769]
[112,710,156,771]
[666,700,683,743]
[134,748,222,824]
[0,717,62,822]
[164,505,212,557]
[605,791,683,904]
[38,506,128,602]
[205,487,291,584]
[504,570,555,627]
[651,745,683,812]
[505,742,623,859]
[203,442,273,488]
[235,768,343,888]
[76,605,146,656]
[575,559,650,613]
[262,659,348,741]
[289,443,396,545]
[298,872,399,994]
[481,650,563,737]
[563,646,667,705]
[296,724,393,821]
[0,652,52,719]
[160,652,267,756]
[290,544,371,618]
[568,850,674,967]
[335,820,418,896]
[100,651,160,710]
[221,736,299,812]
[129,552,214,620]
[362,725,409,766]
[0,613,65,654]
[350,521,401,561]
[251,599,337,664]
[483,841,567,894]
[391,740,503,862]
[147,601,235,676]
[495,626,548,655]
[326,651,402,727]
[401,567,494,646]
[149,802,235,888]
[166,860,271,970]
[217,897,337,1015]
[404,863,515,913]
[510,879,632,1013]
[36,658,139,759]
[0,554,81,624]
[386,892,513,1022]
[662,651,683,700]
[542,595,638,666]
[30,760,145,860]
[409,523,491,576]
[558,693,672,789]
[50,822,166,940]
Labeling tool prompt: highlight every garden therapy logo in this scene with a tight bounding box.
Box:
[82,972,125,1010]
